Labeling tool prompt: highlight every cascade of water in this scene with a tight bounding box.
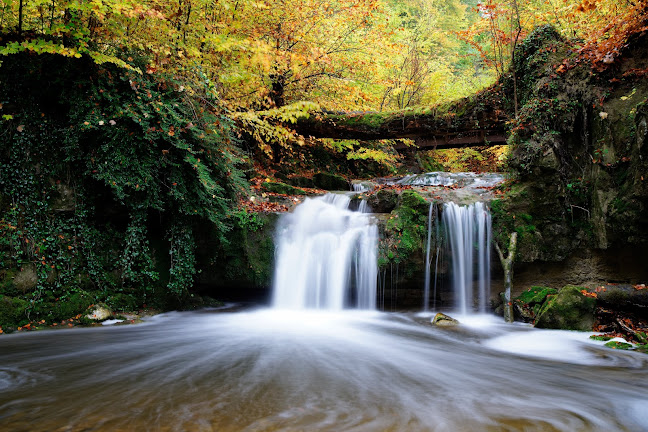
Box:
[442,202,492,315]
[272,194,378,310]
[423,203,435,312]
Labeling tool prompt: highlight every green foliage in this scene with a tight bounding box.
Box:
[0,53,247,326]
[120,212,159,297]
[590,334,614,341]
[516,286,557,305]
[204,211,277,288]
[604,340,633,350]
[167,223,196,302]
[379,190,429,272]
[0,295,29,328]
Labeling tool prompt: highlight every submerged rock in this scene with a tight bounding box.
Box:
[534,285,596,331]
[431,313,460,326]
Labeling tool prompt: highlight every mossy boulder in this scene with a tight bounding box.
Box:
[287,176,315,189]
[514,286,558,321]
[0,295,29,328]
[261,181,307,195]
[432,312,460,326]
[534,285,596,331]
[84,303,113,322]
[379,190,429,269]
[312,172,349,191]
[52,291,95,322]
[13,264,38,292]
[105,293,138,312]
[367,188,399,213]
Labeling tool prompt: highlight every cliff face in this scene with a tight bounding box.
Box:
[492,26,648,289]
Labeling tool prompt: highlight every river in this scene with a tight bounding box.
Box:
[1,308,647,431]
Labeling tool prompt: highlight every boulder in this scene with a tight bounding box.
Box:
[13,264,38,292]
[261,181,307,195]
[431,312,460,326]
[312,172,349,191]
[287,176,315,189]
[367,188,399,213]
[514,286,558,322]
[534,285,596,331]
[85,303,113,322]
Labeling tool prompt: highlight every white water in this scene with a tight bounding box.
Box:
[272,194,378,310]
[2,310,647,431]
[398,171,505,190]
[423,203,437,312]
[443,201,492,314]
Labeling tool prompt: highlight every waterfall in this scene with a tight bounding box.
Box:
[272,194,378,310]
[423,203,436,312]
[442,202,492,314]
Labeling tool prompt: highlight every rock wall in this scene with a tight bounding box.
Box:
[491,26,648,294]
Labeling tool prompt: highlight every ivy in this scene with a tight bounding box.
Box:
[0,52,248,324]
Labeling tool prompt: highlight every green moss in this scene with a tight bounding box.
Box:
[516,286,557,305]
[605,341,633,350]
[590,334,615,341]
[378,190,430,273]
[535,285,596,331]
[312,172,349,191]
[0,295,29,328]
[287,176,315,188]
[336,112,391,129]
[50,291,95,322]
[261,181,307,195]
[105,293,138,312]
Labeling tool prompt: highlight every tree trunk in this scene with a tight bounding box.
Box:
[292,91,509,142]
[495,232,518,323]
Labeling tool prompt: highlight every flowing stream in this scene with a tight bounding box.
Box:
[1,310,647,431]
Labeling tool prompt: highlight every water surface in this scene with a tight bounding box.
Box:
[1,309,647,432]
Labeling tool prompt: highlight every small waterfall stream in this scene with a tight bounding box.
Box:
[442,202,492,314]
[272,194,378,310]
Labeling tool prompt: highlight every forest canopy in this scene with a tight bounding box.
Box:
[2,0,644,113]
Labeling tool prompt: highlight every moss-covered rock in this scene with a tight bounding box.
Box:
[13,264,38,292]
[0,295,29,328]
[518,286,557,304]
[604,340,633,350]
[52,291,95,322]
[432,312,460,326]
[105,293,138,312]
[513,286,558,321]
[84,303,113,322]
[197,211,278,292]
[261,181,307,195]
[312,172,349,191]
[534,285,596,331]
[590,334,614,341]
[367,188,399,213]
[286,176,315,189]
